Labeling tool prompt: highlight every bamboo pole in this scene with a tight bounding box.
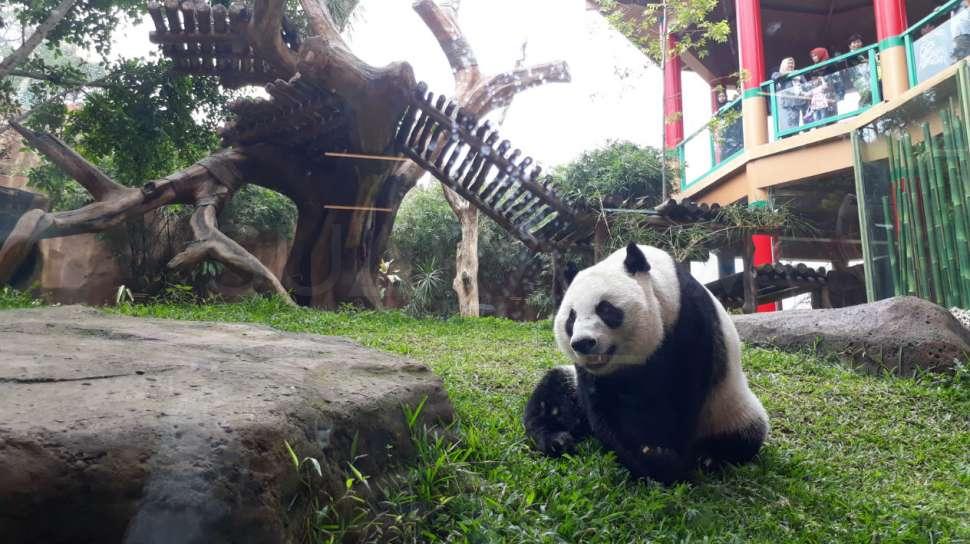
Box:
[922,123,955,307]
[902,133,930,299]
[915,138,943,303]
[881,195,901,296]
[940,109,970,306]
[927,123,960,306]
[947,104,970,243]
[891,141,911,294]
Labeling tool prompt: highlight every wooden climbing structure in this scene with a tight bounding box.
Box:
[395,83,589,252]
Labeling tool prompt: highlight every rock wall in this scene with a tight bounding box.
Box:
[733,296,970,375]
[0,131,40,191]
[0,306,454,543]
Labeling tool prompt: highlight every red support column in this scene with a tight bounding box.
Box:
[663,34,684,149]
[874,0,910,99]
[737,0,775,311]
[752,233,777,312]
[735,0,768,148]
[873,0,908,40]
[736,0,766,90]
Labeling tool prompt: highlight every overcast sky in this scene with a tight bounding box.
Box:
[345,0,710,166]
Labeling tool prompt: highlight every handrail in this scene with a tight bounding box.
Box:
[772,43,879,83]
[673,0,968,189]
[903,0,966,86]
[902,0,962,38]
[676,95,742,149]
[675,96,743,190]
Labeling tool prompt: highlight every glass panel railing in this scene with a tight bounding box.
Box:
[711,98,743,165]
[853,70,967,305]
[767,45,881,139]
[679,125,713,188]
[676,97,743,190]
[904,0,970,86]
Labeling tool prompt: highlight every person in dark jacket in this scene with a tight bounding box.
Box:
[771,57,806,132]
[844,33,873,106]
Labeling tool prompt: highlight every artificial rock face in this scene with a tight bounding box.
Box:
[0,306,453,543]
[733,296,970,375]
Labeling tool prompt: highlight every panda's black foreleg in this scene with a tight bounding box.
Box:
[523,365,590,457]
[594,428,693,485]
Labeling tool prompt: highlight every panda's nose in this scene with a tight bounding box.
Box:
[571,337,597,355]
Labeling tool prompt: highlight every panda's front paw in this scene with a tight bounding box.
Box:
[537,431,576,457]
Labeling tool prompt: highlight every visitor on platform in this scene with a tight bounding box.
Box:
[804,47,838,124]
[953,0,970,61]
[771,57,806,132]
[714,90,742,160]
[915,22,951,81]
[844,33,872,106]
[847,34,864,52]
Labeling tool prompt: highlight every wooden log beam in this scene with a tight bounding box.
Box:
[10,121,124,201]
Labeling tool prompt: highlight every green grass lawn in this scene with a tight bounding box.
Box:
[3,292,968,543]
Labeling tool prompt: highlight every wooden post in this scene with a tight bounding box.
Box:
[550,251,562,310]
[593,217,608,262]
[742,236,757,314]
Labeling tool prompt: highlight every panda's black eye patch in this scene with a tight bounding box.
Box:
[595,301,624,329]
[565,309,576,337]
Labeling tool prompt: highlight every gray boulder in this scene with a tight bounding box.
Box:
[0,306,453,543]
[733,296,970,375]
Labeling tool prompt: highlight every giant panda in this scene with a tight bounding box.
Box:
[524,243,768,485]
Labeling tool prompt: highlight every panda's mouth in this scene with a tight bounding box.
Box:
[584,345,617,369]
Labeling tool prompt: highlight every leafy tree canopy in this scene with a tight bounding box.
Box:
[552,140,674,208]
[6,0,144,57]
[598,0,731,62]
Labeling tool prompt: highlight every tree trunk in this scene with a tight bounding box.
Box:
[452,200,479,317]
[412,0,569,317]
[0,0,78,80]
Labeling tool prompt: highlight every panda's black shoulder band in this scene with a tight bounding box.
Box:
[564,262,579,286]
[624,242,650,275]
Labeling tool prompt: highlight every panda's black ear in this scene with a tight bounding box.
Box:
[624,242,650,275]
[563,262,579,287]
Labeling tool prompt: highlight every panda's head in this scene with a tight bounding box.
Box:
[554,243,679,375]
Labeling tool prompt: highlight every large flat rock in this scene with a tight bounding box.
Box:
[0,306,453,543]
[733,296,970,375]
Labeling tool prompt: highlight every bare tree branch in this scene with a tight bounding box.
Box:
[169,201,294,305]
[464,61,571,113]
[412,0,479,87]
[0,141,289,307]
[0,0,79,80]
[251,0,298,74]
[7,69,109,88]
[410,0,571,317]
[10,121,125,201]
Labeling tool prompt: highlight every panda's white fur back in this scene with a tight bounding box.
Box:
[696,288,769,438]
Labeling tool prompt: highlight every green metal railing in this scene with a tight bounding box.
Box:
[767,45,882,139]
[676,96,743,190]
[673,2,968,191]
[904,0,967,87]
